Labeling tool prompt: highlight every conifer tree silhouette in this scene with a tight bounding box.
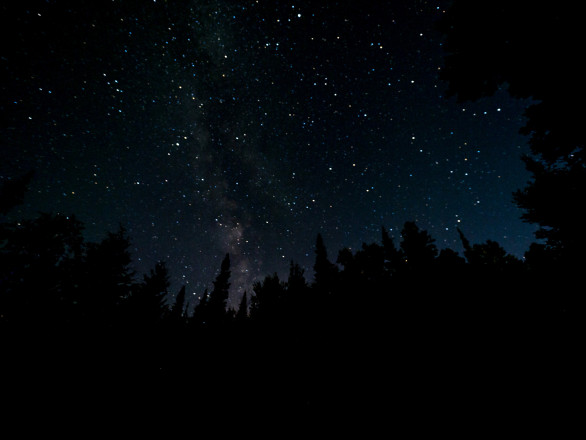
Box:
[191,288,209,328]
[235,291,248,323]
[381,225,402,276]
[400,221,438,269]
[313,233,338,292]
[458,228,520,267]
[0,170,34,216]
[169,285,187,326]
[83,225,135,329]
[287,261,308,294]
[0,212,85,330]
[206,253,231,326]
[128,261,169,330]
[250,273,287,325]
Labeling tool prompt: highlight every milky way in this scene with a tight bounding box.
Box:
[1,0,537,307]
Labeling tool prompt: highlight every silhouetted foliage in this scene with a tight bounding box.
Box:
[313,233,338,293]
[0,170,34,215]
[381,225,402,275]
[169,285,187,323]
[190,288,209,328]
[438,0,585,269]
[250,272,287,325]
[436,248,465,267]
[514,157,585,265]
[400,221,438,269]
[126,261,169,331]
[205,253,231,327]
[234,291,248,323]
[0,212,85,330]
[1,171,578,429]
[83,225,135,329]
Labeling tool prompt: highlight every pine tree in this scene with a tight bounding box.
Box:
[287,261,308,295]
[191,288,209,327]
[250,273,286,323]
[83,224,135,328]
[313,233,338,290]
[381,226,402,275]
[129,261,170,329]
[235,291,248,322]
[206,253,231,326]
[169,285,187,324]
[400,221,438,269]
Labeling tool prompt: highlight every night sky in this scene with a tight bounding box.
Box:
[1,0,537,307]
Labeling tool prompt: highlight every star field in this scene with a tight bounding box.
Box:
[1,0,537,306]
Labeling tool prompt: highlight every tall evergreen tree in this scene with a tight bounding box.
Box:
[313,233,338,290]
[249,273,286,323]
[287,261,308,296]
[191,288,209,327]
[235,291,248,323]
[169,285,187,324]
[381,226,402,275]
[84,225,135,324]
[206,253,231,326]
[459,235,521,268]
[400,222,438,269]
[128,261,170,329]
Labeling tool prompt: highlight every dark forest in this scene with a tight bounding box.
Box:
[1,0,583,434]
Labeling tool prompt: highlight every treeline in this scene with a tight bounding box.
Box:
[0,176,579,426]
[1,194,572,341]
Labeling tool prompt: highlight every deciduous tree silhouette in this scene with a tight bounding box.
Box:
[438,0,585,267]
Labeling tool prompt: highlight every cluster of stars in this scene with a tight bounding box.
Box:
[1,0,538,304]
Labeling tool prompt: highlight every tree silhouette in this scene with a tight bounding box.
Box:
[381,225,402,276]
[83,225,135,329]
[514,158,585,264]
[169,285,187,328]
[313,233,338,291]
[0,212,85,330]
[0,170,34,216]
[399,221,437,269]
[287,261,308,296]
[190,288,209,328]
[126,261,169,331]
[235,291,248,323]
[2,170,574,429]
[206,253,231,326]
[250,273,288,325]
[435,248,466,270]
[458,227,521,267]
[438,1,585,267]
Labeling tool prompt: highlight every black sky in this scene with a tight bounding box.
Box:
[1,0,538,306]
